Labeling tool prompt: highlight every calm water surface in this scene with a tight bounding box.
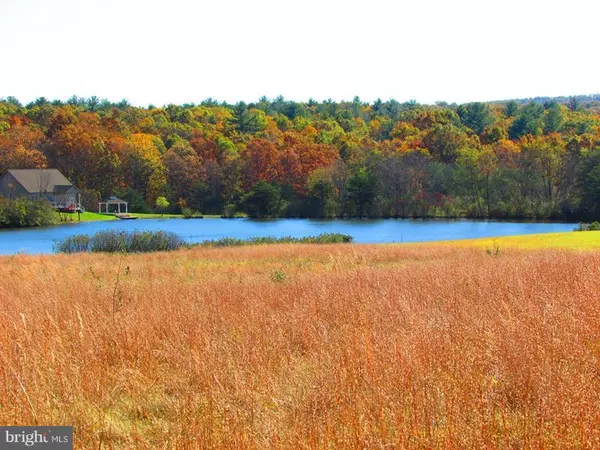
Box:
[0,218,576,255]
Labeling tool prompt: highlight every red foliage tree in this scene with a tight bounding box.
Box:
[241,138,281,189]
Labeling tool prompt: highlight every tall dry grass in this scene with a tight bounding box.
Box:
[1,245,600,448]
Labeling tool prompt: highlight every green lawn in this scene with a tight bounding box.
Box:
[55,211,223,223]
[55,211,118,222]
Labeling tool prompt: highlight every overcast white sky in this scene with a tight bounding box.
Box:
[0,0,598,106]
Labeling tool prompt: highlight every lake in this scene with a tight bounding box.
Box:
[0,218,577,255]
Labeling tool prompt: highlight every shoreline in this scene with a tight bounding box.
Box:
[0,230,597,257]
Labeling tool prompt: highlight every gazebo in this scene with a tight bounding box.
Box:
[98,196,128,214]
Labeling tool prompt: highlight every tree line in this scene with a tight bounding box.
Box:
[1,94,600,219]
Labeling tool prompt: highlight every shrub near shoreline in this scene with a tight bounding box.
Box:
[575,221,600,231]
[53,230,186,253]
[199,233,353,247]
[53,231,353,253]
[0,198,56,228]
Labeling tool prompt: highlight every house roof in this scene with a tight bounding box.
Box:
[54,185,76,194]
[100,197,128,204]
[5,169,75,194]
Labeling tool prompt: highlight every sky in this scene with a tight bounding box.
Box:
[0,0,598,106]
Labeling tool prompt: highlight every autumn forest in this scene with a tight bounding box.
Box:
[1,94,600,220]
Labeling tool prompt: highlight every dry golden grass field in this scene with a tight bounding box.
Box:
[1,237,600,448]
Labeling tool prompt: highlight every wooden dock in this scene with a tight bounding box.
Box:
[115,214,138,220]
